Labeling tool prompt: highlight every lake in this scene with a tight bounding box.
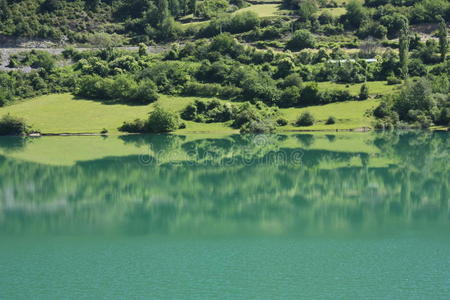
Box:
[0,132,449,299]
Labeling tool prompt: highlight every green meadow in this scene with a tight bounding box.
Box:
[0,80,398,134]
[0,91,380,134]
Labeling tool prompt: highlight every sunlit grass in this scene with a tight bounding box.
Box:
[0,94,201,134]
[0,81,395,135]
[318,7,346,17]
[234,4,285,17]
[281,99,379,130]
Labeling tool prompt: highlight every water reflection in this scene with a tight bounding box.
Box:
[0,131,448,235]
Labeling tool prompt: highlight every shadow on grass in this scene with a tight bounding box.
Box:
[72,95,155,107]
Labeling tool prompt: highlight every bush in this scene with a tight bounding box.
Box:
[132,80,159,104]
[119,106,181,133]
[240,119,276,134]
[147,105,181,133]
[276,118,288,126]
[387,76,402,85]
[286,30,316,51]
[181,99,234,123]
[296,111,315,126]
[231,101,279,129]
[182,82,242,99]
[279,86,301,108]
[325,116,336,124]
[0,114,31,135]
[118,118,147,133]
[359,83,369,100]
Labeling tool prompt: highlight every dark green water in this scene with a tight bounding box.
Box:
[0,132,449,299]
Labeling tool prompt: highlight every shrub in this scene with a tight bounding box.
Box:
[0,114,31,135]
[279,86,301,108]
[182,82,242,99]
[325,116,336,124]
[320,89,355,104]
[359,83,369,100]
[286,30,316,51]
[118,118,147,133]
[181,99,234,123]
[30,51,56,70]
[240,119,276,134]
[119,106,181,133]
[109,74,138,100]
[231,101,279,129]
[387,76,401,85]
[296,111,315,126]
[132,80,159,104]
[300,83,321,106]
[147,105,181,133]
[276,118,288,126]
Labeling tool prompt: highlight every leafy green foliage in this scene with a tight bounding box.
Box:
[325,116,336,125]
[119,105,181,133]
[0,114,32,135]
[286,29,316,51]
[296,111,315,126]
[373,77,450,128]
[181,99,233,122]
[76,75,159,104]
[359,83,369,100]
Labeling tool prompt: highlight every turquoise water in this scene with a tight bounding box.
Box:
[0,132,449,299]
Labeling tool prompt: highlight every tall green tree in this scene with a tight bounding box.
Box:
[344,0,366,28]
[399,20,410,78]
[190,0,197,16]
[158,0,170,27]
[438,17,448,62]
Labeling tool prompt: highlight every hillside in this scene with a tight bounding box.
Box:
[0,0,448,134]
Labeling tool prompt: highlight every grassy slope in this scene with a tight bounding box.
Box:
[316,81,401,96]
[234,4,284,17]
[0,92,379,134]
[0,81,398,134]
[318,7,346,17]
[281,99,379,130]
[0,94,197,134]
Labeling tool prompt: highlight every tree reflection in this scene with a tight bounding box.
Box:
[0,131,448,235]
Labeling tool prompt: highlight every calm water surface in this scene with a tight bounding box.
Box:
[0,132,449,299]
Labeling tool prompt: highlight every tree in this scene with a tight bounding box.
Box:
[158,0,170,27]
[132,80,159,104]
[286,29,316,51]
[359,83,369,100]
[438,17,448,62]
[85,0,100,12]
[298,0,318,22]
[399,20,410,79]
[138,43,148,56]
[344,0,366,28]
[296,111,315,126]
[190,0,198,16]
[0,114,31,135]
[147,105,181,133]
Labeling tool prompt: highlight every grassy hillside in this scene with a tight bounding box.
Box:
[0,92,379,134]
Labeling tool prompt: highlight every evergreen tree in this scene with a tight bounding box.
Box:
[438,17,448,62]
[399,20,410,78]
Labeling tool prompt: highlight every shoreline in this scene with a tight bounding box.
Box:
[19,126,448,137]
